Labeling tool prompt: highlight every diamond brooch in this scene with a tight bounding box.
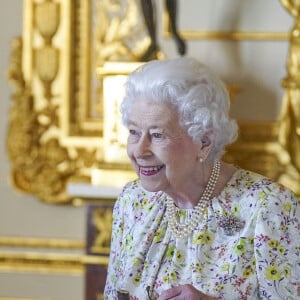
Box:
[216,212,245,236]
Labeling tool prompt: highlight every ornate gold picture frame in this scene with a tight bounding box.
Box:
[7,0,300,204]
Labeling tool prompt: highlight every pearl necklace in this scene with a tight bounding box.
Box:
[166,160,221,238]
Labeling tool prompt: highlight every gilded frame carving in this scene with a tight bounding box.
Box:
[7,0,145,204]
[6,0,300,205]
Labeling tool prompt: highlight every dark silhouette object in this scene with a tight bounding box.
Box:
[140,0,186,61]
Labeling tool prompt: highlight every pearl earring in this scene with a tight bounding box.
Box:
[198,156,204,163]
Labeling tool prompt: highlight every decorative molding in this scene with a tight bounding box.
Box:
[0,251,108,275]
[0,298,45,300]
[0,210,113,273]
[178,31,289,41]
[164,28,289,41]
[0,236,84,250]
[0,236,103,274]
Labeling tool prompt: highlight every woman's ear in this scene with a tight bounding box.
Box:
[197,135,212,162]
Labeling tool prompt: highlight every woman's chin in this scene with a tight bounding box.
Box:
[140,179,163,193]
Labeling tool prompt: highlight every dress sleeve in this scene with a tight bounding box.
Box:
[104,190,126,299]
[254,186,300,299]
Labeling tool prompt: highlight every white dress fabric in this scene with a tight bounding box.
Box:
[104,169,300,300]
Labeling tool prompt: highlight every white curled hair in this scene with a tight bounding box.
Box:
[121,57,238,159]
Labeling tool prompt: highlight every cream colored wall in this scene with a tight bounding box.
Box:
[0,0,293,299]
[156,0,292,121]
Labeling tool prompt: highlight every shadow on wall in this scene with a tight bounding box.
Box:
[231,75,279,121]
[213,2,279,121]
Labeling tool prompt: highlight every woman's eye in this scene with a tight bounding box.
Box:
[129,129,137,135]
[128,129,140,142]
[151,132,163,139]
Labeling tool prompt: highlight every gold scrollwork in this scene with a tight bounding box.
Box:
[97,293,104,300]
[35,0,60,42]
[278,0,300,194]
[95,0,149,63]
[90,208,112,254]
[7,36,75,203]
[34,0,60,98]
[35,46,59,98]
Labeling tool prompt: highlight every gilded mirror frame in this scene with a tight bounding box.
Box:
[7,0,300,204]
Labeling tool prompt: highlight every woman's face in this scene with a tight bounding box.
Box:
[126,99,200,194]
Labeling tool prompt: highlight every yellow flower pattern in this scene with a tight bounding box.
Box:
[233,238,246,254]
[104,170,300,300]
[193,231,213,245]
[265,266,281,281]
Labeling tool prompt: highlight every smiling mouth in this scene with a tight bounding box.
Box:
[139,165,164,176]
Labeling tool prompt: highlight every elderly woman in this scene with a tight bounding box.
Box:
[104,57,300,299]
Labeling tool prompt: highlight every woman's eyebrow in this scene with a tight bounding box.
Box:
[127,120,137,127]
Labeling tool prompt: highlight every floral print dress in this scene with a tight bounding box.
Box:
[104,169,300,300]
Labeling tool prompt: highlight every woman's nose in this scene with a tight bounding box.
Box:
[135,134,152,157]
